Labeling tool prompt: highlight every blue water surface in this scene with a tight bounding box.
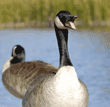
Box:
[0,29,110,107]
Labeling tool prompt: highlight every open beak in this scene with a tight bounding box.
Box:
[65,15,77,30]
[65,21,76,30]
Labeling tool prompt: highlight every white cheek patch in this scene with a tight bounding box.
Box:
[55,16,67,29]
[13,46,17,51]
[13,46,17,56]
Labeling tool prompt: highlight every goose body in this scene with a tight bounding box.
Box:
[2,45,58,99]
[22,11,89,107]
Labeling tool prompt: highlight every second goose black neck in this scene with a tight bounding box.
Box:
[10,56,23,65]
[54,23,73,68]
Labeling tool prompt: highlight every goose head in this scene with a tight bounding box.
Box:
[55,10,77,30]
[11,45,25,64]
[2,45,25,73]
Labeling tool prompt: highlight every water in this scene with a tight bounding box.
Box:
[0,29,110,107]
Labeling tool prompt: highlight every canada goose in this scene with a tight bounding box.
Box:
[22,11,89,107]
[2,45,58,99]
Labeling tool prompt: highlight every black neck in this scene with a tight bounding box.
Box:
[54,23,73,68]
[10,56,23,65]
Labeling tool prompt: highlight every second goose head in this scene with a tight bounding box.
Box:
[11,45,25,64]
[2,45,25,73]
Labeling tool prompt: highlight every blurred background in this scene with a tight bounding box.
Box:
[0,0,110,31]
[0,0,110,107]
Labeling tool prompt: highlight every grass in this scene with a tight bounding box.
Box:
[0,0,109,30]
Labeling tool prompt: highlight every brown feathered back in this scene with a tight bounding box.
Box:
[2,61,58,99]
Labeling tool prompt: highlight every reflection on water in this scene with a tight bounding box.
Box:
[0,29,110,107]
